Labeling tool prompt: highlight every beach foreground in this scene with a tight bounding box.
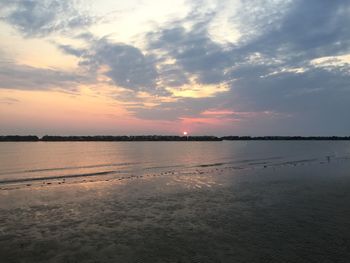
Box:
[0,141,350,262]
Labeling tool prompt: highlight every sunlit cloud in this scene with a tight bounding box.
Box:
[201,110,235,116]
[166,78,230,98]
[310,54,350,71]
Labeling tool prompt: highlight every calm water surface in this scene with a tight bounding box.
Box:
[1,141,349,184]
[1,141,350,263]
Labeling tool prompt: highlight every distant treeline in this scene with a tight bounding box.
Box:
[221,136,350,140]
[0,135,222,142]
[1,135,350,142]
[40,135,222,141]
[0,135,39,141]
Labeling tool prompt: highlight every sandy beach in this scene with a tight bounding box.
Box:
[1,151,350,263]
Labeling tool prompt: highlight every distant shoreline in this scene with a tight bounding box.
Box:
[1,135,350,142]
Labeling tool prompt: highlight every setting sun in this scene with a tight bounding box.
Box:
[183,131,188,136]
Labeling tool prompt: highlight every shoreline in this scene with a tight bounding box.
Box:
[1,135,350,142]
[1,158,350,262]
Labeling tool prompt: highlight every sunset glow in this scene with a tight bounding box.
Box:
[0,1,349,135]
[1,2,350,262]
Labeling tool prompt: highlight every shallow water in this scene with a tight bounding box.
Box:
[0,141,350,262]
[1,141,349,185]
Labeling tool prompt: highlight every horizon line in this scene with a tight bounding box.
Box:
[1,135,350,142]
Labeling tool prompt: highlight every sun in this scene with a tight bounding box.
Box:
[183,131,188,136]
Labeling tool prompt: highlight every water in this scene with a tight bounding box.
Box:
[1,141,350,262]
[1,141,349,185]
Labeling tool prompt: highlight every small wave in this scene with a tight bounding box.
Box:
[0,170,119,185]
[143,164,186,170]
[198,163,226,167]
[228,156,283,164]
[194,156,283,168]
[0,162,139,176]
[271,158,319,166]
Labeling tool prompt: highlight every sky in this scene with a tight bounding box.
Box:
[0,0,349,136]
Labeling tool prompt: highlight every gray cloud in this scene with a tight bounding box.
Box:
[57,44,85,57]
[147,0,350,86]
[131,0,350,134]
[92,40,158,91]
[58,38,159,92]
[231,67,350,111]
[2,0,350,134]
[0,62,87,91]
[235,0,350,65]
[0,0,93,37]
[131,95,225,121]
[148,24,233,86]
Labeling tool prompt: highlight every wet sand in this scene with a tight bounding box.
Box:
[1,159,350,262]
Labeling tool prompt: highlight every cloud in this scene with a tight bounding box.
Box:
[128,0,350,134]
[2,0,350,134]
[237,0,350,63]
[231,67,350,110]
[130,96,223,121]
[0,0,93,37]
[0,62,87,91]
[0,97,20,105]
[91,40,158,91]
[58,38,159,92]
[57,44,85,57]
[147,25,233,86]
